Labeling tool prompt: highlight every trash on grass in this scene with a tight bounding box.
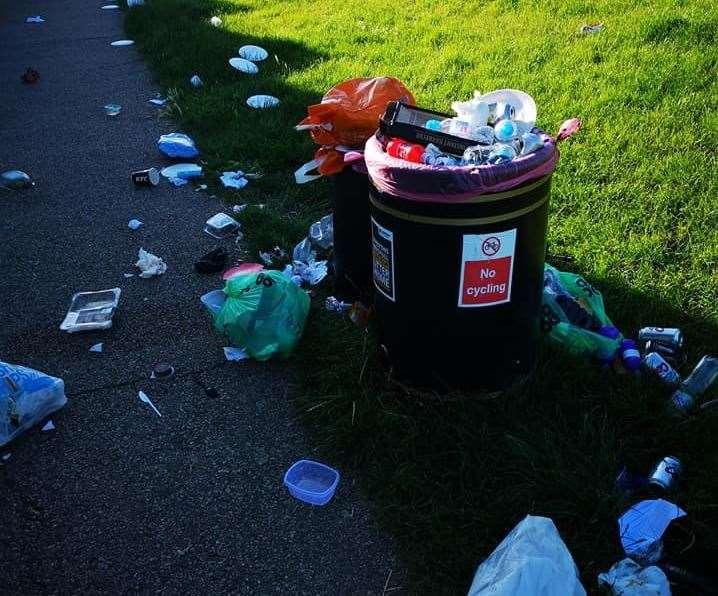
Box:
[618,499,686,565]
[204,213,239,239]
[25,16,45,23]
[190,74,203,88]
[104,103,121,116]
[212,270,310,360]
[0,362,67,446]
[580,22,605,35]
[131,168,160,186]
[157,133,199,159]
[541,263,623,362]
[229,57,258,74]
[168,177,188,187]
[349,302,371,328]
[195,184,207,192]
[195,247,228,274]
[21,67,40,84]
[309,214,333,250]
[467,515,586,596]
[670,355,718,414]
[238,45,269,61]
[151,363,174,380]
[643,352,680,386]
[149,95,167,106]
[325,296,352,313]
[247,95,279,109]
[1,170,33,190]
[138,391,161,417]
[41,420,55,432]
[598,559,669,596]
[210,16,222,26]
[648,456,682,492]
[220,171,248,189]
[283,459,340,506]
[60,288,121,333]
[89,343,103,353]
[101,4,120,8]
[110,39,135,46]
[128,219,143,230]
[136,248,167,278]
[293,259,328,286]
[223,346,249,362]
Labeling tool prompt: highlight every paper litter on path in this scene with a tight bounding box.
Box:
[89,343,103,353]
[41,420,55,432]
[136,248,167,278]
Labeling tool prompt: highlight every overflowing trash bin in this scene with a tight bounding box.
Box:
[364,89,570,389]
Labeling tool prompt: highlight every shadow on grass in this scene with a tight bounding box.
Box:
[296,269,718,595]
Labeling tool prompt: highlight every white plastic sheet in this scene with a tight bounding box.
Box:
[467,515,586,596]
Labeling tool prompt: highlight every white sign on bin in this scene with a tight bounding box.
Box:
[458,229,517,308]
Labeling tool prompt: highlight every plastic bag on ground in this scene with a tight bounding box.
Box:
[296,77,414,178]
[467,515,586,596]
[0,362,67,446]
[598,559,670,595]
[212,270,310,360]
[157,132,199,158]
[541,263,622,361]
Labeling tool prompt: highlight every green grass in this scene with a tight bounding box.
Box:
[126,1,718,593]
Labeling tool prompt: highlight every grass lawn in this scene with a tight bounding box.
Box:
[126,0,718,593]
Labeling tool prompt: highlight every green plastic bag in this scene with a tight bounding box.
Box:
[213,270,310,361]
[541,264,622,361]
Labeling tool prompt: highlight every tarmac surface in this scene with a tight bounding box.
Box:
[0,1,399,593]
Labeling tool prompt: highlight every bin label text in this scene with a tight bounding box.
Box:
[372,218,395,302]
[458,229,516,307]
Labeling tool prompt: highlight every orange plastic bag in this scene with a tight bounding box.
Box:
[295,77,414,180]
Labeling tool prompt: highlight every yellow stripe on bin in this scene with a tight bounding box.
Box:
[370,191,550,227]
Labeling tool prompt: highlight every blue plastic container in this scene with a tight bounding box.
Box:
[283,459,340,506]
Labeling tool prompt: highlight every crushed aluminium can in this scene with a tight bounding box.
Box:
[648,456,682,491]
[643,352,680,386]
[638,327,683,351]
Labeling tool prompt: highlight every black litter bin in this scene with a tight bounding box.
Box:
[331,165,372,300]
[365,134,558,390]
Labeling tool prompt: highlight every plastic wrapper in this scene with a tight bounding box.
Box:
[295,77,414,178]
[0,362,67,446]
[212,270,310,360]
[541,264,622,361]
[157,133,199,158]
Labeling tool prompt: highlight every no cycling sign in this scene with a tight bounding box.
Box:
[458,229,517,307]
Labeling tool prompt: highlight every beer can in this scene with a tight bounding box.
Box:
[131,167,160,187]
[670,389,694,414]
[643,352,680,386]
[644,340,686,367]
[638,327,683,351]
[648,456,682,491]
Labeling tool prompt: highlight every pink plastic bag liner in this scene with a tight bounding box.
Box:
[365,132,558,203]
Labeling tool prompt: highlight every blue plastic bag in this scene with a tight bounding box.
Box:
[0,362,67,446]
[157,132,199,158]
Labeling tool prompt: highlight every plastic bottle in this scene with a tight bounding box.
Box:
[387,139,425,163]
[619,339,641,373]
[670,355,718,413]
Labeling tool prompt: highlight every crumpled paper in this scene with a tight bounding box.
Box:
[220,171,248,189]
[135,248,167,278]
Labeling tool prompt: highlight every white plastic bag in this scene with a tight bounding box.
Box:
[0,362,67,446]
[467,515,586,596]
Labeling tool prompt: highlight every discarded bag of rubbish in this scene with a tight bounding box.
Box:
[1,170,33,189]
[541,263,623,362]
[467,515,586,596]
[0,361,67,446]
[618,498,686,565]
[295,77,415,179]
[598,558,670,596]
[212,270,310,360]
[136,248,167,278]
[157,133,199,159]
[60,288,121,332]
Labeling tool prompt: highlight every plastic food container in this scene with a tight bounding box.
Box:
[204,213,239,239]
[60,288,121,333]
[283,459,340,506]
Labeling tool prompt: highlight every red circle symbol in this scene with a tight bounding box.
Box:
[481,236,501,256]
